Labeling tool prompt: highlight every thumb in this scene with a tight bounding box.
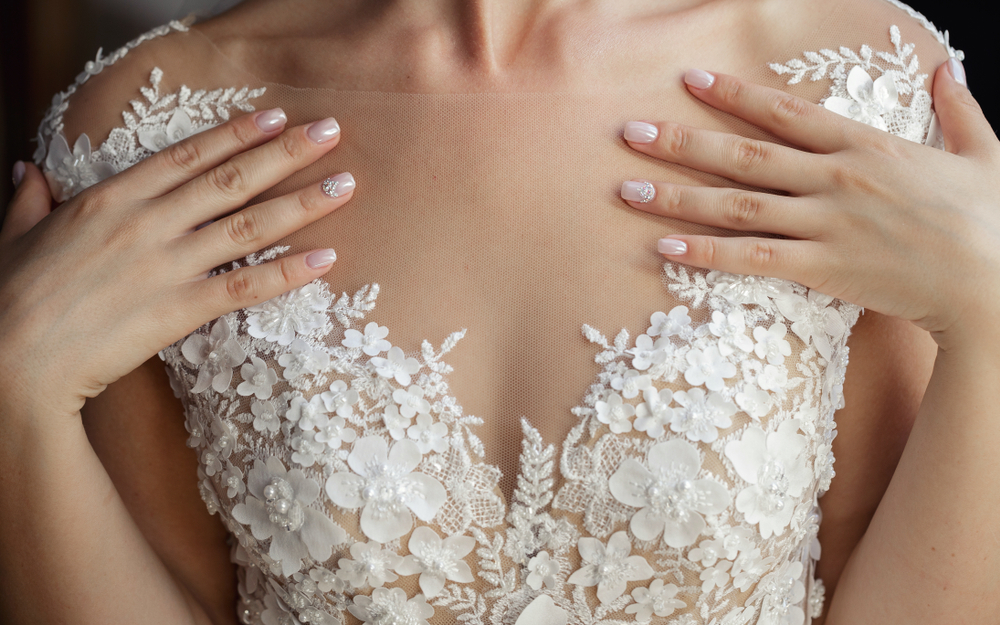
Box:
[1,161,54,246]
[932,58,995,157]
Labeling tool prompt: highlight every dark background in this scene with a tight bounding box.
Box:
[1,1,995,210]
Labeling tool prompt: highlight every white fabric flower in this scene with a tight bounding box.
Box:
[595,391,635,434]
[310,566,348,593]
[278,339,330,381]
[707,271,793,308]
[708,310,754,356]
[634,388,673,438]
[774,290,847,361]
[237,356,279,399]
[610,370,653,399]
[383,404,411,440]
[758,561,807,625]
[758,364,789,392]
[251,399,282,434]
[231,456,347,576]
[371,347,422,386]
[221,462,246,498]
[625,579,686,622]
[809,577,826,618]
[138,107,213,152]
[648,305,691,337]
[247,283,330,346]
[396,526,475,597]
[526,551,559,590]
[688,538,727,567]
[753,323,792,365]
[43,132,116,201]
[684,345,736,392]
[814,442,836,494]
[181,318,246,393]
[725,421,811,539]
[610,439,730,548]
[287,394,329,431]
[731,547,776,592]
[568,531,654,604]
[670,388,737,443]
[325,437,447,542]
[336,541,402,588]
[348,588,434,625]
[314,414,357,451]
[627,334,672,371]
[343,321,392,356]
[407,414,449,454]
[699,560,732,593]
[824,66,898,132]
[321,380,360,417]
[393,385,431,418]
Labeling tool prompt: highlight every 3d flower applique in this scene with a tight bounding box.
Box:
[407,414,449,454]
[181,317,246,393]
[251,398,282,434]
[725,420,811,539]
[382,404,411,440]
[348,588,434,625]
[684,345,736,392]
[314,413,357,452]
[43,132,116,201]
[699,560,732,593]
[514,595,568,625]
[757,561,807,625]
[708,310,754,356]
[647,305,692,337]
[595,391,636,434]
[823,66,898,132]
[278,339,331,381]
[325,437,447,542]
[731,547,776,593]
[237,356,279,399]
[287,394,329,431]
[395,526,475,597]
[706,271,793,308]
[567,531,654,604]
[336,541,403,588]
[393,385,431,419]
[526,551,559,590]
[774,290,848,361]
[370,347,422,386]
[137,107,214,152]
[753,322,793,365]
[624,579,686,623]
[609,439,731,548]
[735,387,774,421]
[670,388,737,443]
[688,538,727,567]
[321,379,360,417]
[634,387,674,438]
[627,334,673,371]
[231,456,348,577]
[343,321,392,356]
[610,370,653,399]
[246,282,331,346]
[221,462,246,499]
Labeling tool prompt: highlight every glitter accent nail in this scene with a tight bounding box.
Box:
[621,180,656,204]
[321,172,356,198]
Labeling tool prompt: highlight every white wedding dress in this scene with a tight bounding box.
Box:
[34,1,958,623]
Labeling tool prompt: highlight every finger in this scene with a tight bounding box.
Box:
[191,248,337,321]
[620,179,823,239]
[165,118,342,226]
[1,162,53,245]
[623,121,825,194]
[117,108,289,199]
[179,172,355,270]
[653,234,821,285]
[932,59,995,158]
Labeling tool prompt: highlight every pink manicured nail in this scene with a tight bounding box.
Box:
[658,238,687,255]
[948,58,967,87]
[306,249,337,268]
[321,172,356,198]
[307,118,341,144]
[621,180,655,203]
[12,161,25,188]
[255,108,287,132]
[624,121,658,143]
[685,69,716,90]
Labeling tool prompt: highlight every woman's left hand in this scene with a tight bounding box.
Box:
[620,61,1000,351]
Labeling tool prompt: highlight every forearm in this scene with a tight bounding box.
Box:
[0,408,214,625]
[827,327,1000,621]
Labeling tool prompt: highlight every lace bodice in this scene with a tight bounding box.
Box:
[35,3,957,624]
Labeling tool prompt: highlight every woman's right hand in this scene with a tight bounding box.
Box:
[0,109,353,420]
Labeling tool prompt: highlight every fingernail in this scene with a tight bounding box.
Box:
[306,248,337,268]
[255,108,287,132]
[307,118,341,144]
[12,161,25,188]
[321,172,356,198]
[947,58,967,87]
[624,121,658,143]
[684,69,716,90]
[621,180,655,203]
[658,238,687,255]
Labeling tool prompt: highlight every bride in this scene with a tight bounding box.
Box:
[2,0,998,623]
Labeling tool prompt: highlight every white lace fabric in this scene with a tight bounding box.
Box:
[35,2,956,623]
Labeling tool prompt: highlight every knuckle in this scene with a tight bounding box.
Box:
[700,237,720,267]
[716,78,743,107]
[227,118,259,147]
[726,192,763,228]
[206,162,246,199]
[224,270,257,303]
[954,88,984,117]
[661,185,684,214]
[72,185,112,218]
[163,139,202,172]
[102,211,146,248]
[276,132,305,161]
[277,257,301,285]
[770,93,810,126]
[660,123,689,155]
[745,240,776,267]
[733,138,768,174]
[225,211,264,247]
[831,162,878,194]
[297,188,326,213]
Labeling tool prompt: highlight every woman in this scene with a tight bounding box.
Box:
[1,0,997,623]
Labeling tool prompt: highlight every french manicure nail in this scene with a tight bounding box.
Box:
[621,180,655,203]
[685,69,716,90]
[658,238,687,255]
[307,118,341,144]
[948,58,967,87]
[624,121,659,143]
[12,161,25,188]
[306,248,337,268]
[322,172,356,198]
[255,108,287,132]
